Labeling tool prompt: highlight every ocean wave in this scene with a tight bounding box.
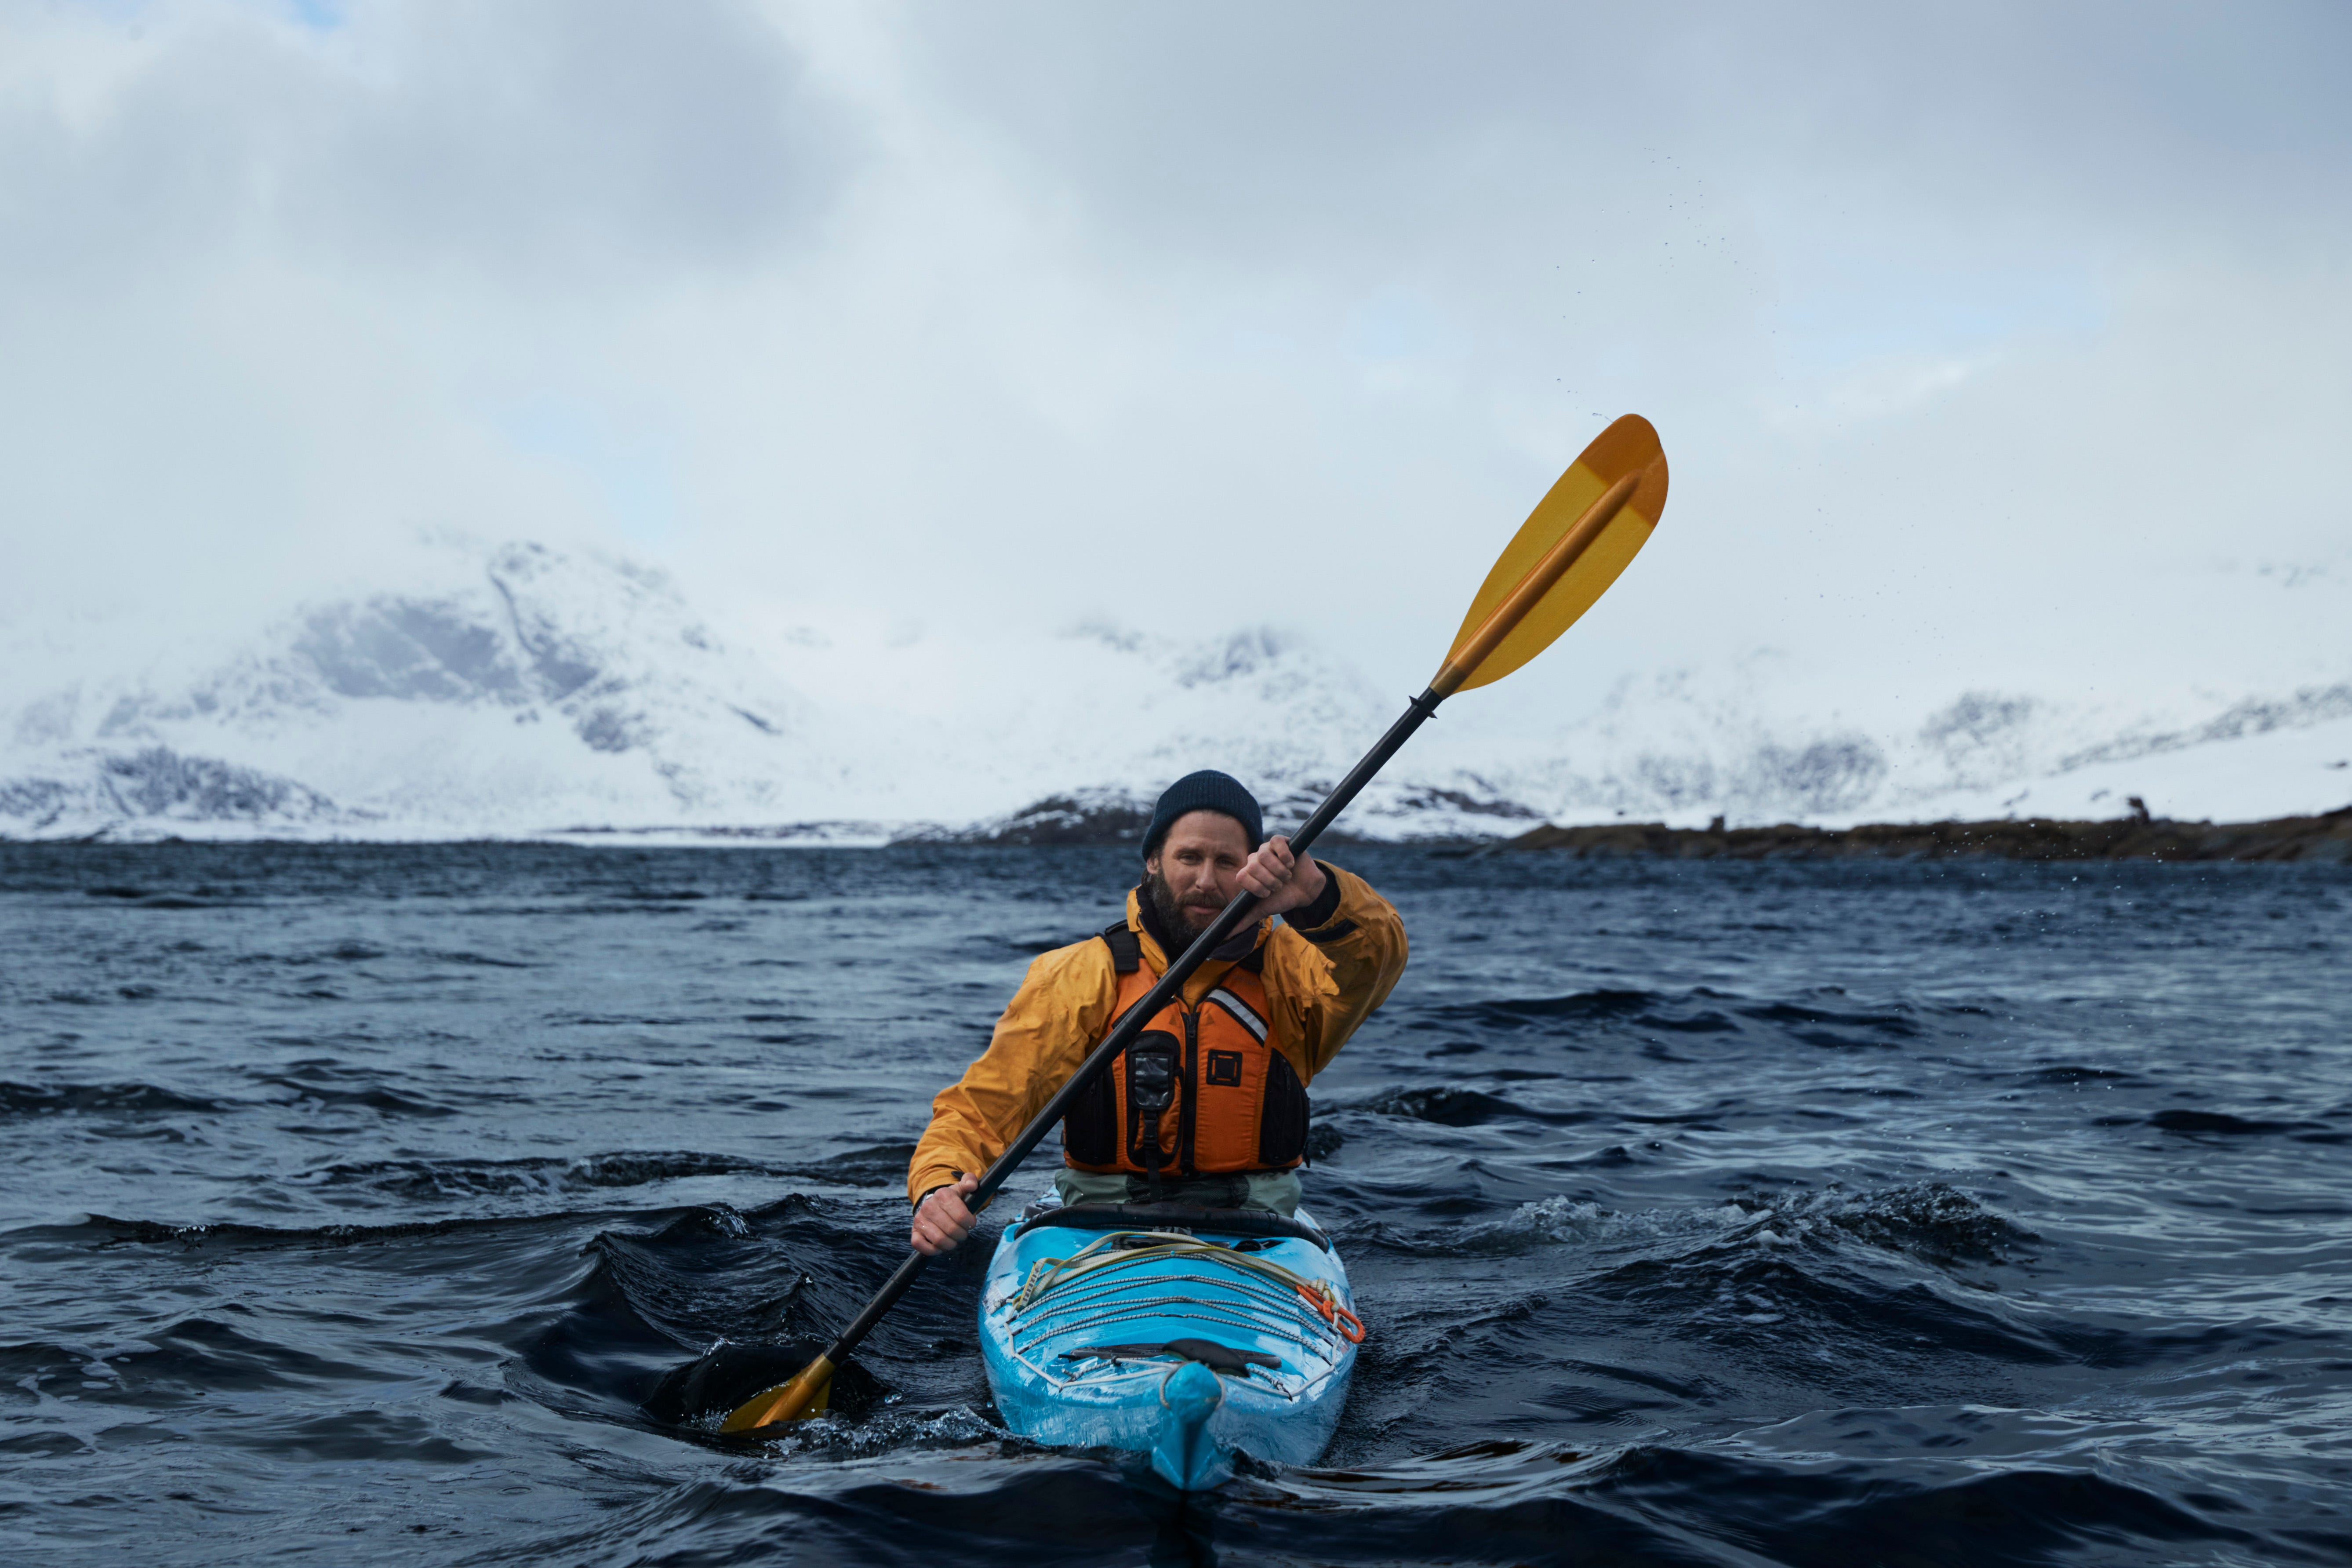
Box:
[1432,1183,2040,1275]
[1347,1088,1594,1128]
[0,1080,222,1116]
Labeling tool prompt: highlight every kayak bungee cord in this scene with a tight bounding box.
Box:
[1005,1230,1367,1365]
[1013,1230,1365,1333]
[1022,1297,1327,1367]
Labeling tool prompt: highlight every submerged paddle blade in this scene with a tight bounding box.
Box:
[1435,415,1668,695]
[719,1353,834,1433]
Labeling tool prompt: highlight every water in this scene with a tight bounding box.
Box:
[2,843,2348,1566]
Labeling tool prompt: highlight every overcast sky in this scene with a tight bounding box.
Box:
[4,0,2347,728]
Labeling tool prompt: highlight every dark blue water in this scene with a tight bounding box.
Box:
[2,844,2348,1565]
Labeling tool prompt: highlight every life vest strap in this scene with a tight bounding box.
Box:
[1098,920,1142,974]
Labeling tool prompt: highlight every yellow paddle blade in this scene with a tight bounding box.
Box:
[1435,415,1668,695]
[719,1354,833,1433]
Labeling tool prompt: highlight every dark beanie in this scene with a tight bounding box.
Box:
[1141,770,1264,863]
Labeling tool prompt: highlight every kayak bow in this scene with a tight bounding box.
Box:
[980,1201,1360,1489]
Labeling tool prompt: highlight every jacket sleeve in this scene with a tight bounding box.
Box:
[906,939,1121,1207]
[1264,862,1409,1081]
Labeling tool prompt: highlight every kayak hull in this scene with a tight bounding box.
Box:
[979,1201,1358,1490]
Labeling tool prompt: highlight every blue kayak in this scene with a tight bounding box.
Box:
[979,1200,1361,1490]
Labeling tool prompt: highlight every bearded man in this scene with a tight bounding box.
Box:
[906,770,1408,1255]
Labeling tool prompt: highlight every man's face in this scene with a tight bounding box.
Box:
[1145,810,1253,939]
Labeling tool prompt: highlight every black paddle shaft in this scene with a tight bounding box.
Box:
[808,686,1448,1372]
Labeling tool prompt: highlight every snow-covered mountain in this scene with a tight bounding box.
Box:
[1448,659,2352,831]
[2,538,2346,840]
[1,542,839,837]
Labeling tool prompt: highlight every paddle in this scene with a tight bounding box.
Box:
[720,415,1670,1433]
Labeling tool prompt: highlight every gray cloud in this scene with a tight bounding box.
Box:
[904,3,2352,255]
[0,0,856,291]
[304,0,856,280]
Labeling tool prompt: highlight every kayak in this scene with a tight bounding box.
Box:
[979,1198,1362,1490]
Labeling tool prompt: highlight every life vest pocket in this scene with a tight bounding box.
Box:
[1127,1030,1180,1113]
[1127,1030,1180,1157]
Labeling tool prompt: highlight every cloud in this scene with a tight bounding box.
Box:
[1,0,855,289]
[0,0,2345,741]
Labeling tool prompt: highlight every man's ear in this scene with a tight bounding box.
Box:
[1143,851,1161,878]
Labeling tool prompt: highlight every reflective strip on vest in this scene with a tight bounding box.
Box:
[1204,987,1268,1042]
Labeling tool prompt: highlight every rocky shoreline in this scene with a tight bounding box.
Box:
[1494,808,2352,863]
[908,789,2352,863]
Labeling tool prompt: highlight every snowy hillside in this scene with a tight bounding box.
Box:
[1443,660,2352,832]
[2,538,2347,840]
[0,542,841,838]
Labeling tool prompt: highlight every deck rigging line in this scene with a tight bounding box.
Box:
[1004,1230,1366,1362]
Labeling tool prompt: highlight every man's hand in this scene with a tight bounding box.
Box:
[1237,835,1327,918]
[911,1173,981,1255]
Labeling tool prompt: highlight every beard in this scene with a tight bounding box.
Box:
[1143,867,1222,948]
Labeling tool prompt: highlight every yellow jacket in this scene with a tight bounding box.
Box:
[907,865,1408,1204]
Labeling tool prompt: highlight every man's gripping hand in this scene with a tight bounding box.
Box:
[1237,835,1327,919]
[911,1173,981,1255]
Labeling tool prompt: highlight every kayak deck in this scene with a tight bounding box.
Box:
[980,1201,1359,1489]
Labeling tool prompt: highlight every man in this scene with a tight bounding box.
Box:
[907,769,1408,1255]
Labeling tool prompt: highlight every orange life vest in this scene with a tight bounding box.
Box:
[1061,922,1310,1181]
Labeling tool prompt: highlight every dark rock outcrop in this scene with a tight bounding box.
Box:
[1496,807,2352,863]
[898,789,1154,847]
